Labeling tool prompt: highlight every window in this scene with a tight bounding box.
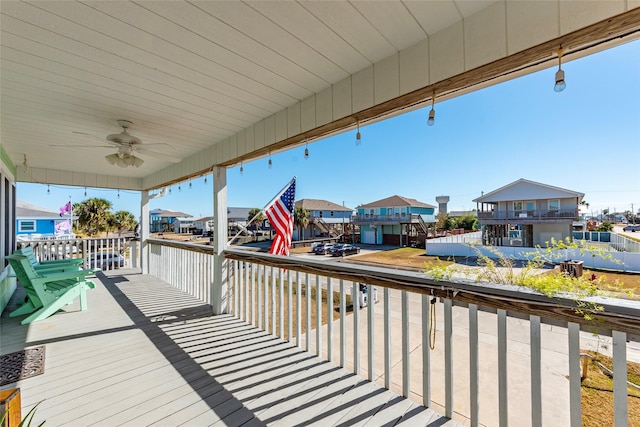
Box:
[525,201,535,211]
[513,201,523,211]
[548,200,559,210]
[330,211,334,217]
[18,220,36,232]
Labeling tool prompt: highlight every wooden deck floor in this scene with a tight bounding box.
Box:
[1,270,459,426]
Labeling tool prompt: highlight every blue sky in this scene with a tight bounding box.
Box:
[19,39,640,220]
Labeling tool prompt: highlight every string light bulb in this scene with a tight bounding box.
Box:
[117,189,120,199]
[304,140,309,160]
[189,180,192,189]
[356,121,361,146]
[204,175,208,184]
[240,160,244,175]
[47,184,50,195]
[427,92,436,126]
[178,184,182,192]
[169,187,172,194]
[554,47,566,92]
[268,152,272,169]
[84,187,87,197]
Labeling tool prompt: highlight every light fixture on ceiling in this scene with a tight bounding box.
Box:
[169,187,172,194]
[304,140,309,160]
[178,183,182,192]
[204,175,208,184]
[554,47,566,92]
[268,152,272,169]
[22,154,28,173]
[240,160,244,175]
[105,150,144,168]
[117,189,120,199]
[356,121,361,146]
[84,187,87,197]
[47,184,50,195]
[189,180,192,189]
[427,92,436,126]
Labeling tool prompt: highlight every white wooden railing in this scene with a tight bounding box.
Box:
[16,237,130,272]
[145,239,640,427]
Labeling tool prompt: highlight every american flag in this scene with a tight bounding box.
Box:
[266,178,296,256]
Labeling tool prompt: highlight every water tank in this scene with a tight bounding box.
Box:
[436,196,450,215]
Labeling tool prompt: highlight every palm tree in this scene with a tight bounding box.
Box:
[76,198,113,236]
[112,211,138,237]
[294,206,310,241]
[247,208,265,240]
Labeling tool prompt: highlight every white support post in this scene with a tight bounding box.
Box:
[612,331,628,427]
[568,322,582,427]
[385,288,391,390]
[340,279,346,367]
[367,284,374,382]
[140,190,150,274]
[211,166,228,315]
[402,290,410,398]
[444,298,453,418]
[316,274,322,357]
[327,277,333,362]
[469,304,479,427]
[530,315,542,427]
[497,309,508,427]
[353,281,360,376]
[296,271,302,347]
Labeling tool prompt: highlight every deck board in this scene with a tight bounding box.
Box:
[0,269,460,426]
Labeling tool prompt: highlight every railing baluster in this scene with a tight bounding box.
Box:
[257,264,263,330]
[287,270,292,342]
[568,322,581,427]
[271,266,276,336]
[422,295,432,407]
[265,266,269,334]
[316,274,322,357]
[498,309,508,427]
[296,271,301,347]
[367,284,374,382]
[306,273,311,352]
[469,304,478,427]
[530,315,542,427]
[233,260,238,316]
[385,288,391,390]
[353,281,360,376]
[402,290,410,398]
[444,297,453,418]
[340,279,346,367]
[327,277,333,362]
[251,263,256,326]
[278,268,284,339]
[613,330,628,427]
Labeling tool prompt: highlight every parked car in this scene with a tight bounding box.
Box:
[313,243,334,255]
[623,224,640,232]
[330,244,361,257]
[88,252,125,270]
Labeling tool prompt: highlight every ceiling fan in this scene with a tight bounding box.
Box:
[58,120,180,167]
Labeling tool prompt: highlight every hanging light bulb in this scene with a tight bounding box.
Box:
[356,121,361,146]
[204,175,208,184]
[554,47,566,92]
[304,140,309,160]
[189,180,192,189]
[268,152,272,169]
[47,184,50,195]
[427,92,436,126]
[240,160,244,175]
[117,189,120,199]
[169,186,172,194]
[178,184,182,192]
[84,187,87,197]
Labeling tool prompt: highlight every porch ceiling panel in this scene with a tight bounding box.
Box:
[2,1,639,191]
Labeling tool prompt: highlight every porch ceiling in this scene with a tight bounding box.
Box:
[2,2,639,190]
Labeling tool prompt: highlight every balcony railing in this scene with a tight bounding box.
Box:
[354,213,436,223]
[478,208,578,221]
[145,239,639,427]
[16,236,131,271]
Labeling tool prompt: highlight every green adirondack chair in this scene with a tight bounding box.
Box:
[6,254,97,325]
[18,246,83,274]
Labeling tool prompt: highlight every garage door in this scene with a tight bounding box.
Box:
[362,230,375,244]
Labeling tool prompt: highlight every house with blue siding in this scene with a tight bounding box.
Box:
[149,209,192,233]
[16,200,75,240]
[353,195,436,246]
[294,199,353,240]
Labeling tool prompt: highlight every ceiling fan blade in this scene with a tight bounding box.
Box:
[50,144,114,148]
[135,147,181,163]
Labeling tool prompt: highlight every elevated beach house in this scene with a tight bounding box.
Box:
[354,195,436,245]
[294,198,353,240]
[473,179,584,248]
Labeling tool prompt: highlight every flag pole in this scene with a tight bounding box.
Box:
[227,176,296,245]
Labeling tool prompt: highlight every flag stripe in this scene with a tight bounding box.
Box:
[266,179,295,257]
